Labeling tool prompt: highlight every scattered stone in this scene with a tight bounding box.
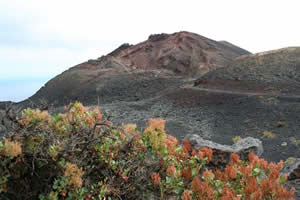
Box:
[277,121,286,128]
[281,142,288,147]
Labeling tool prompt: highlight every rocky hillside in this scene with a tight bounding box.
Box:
[194,47,300,96]
[218,40,251,56]
[107,31,251,76]
[202,47,300,84]
[24,31,250,107]
[0,101,14,110]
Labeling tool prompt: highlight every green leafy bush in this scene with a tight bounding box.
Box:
[0,102,295,199]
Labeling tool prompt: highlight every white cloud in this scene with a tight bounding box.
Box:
[0,0,300,80]
[3,0,299,50]
[0,46,116,79]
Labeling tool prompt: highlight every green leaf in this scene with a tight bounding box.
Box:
[253,168,260,173]
[192,168,198,176]
[177,181,184,187]
[215,180,223,188]
[173,186,183,194]
[252,167,262,176]
[279,176,287,184]
[166,176,172,185]
[124,168,130,175]
[53,184,58,190]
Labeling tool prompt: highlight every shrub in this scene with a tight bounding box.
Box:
[0,138,22,157]
[0,102,295,199]
[64,162,84,189]
[263,130,276,139]
[232,136,241,143]
[290,137,300,146]
[144,119,167,151]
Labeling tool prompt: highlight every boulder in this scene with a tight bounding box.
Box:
[281,158,300,199]
[281,158,300,180]
[232,137,264,160]
[184,134,263,168]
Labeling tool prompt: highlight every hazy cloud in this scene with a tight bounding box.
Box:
[0,0,300,79]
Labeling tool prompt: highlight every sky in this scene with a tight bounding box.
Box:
[1,0,300,101]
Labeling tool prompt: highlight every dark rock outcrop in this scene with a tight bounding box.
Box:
[0,101,14,110]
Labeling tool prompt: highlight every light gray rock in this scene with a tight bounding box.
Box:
[281,158,300,199]
[281,158,300,180]
[184,134,263,167]
[281,142,288,147]
[185,134,263,156]
[186,134,233,152]
[232,136,264,158]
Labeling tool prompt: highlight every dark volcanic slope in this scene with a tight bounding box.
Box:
[0,101,14,110]
[202,47,300,84]
[218,41,251,56]
[25,31,250,106]
[194,47,300,96]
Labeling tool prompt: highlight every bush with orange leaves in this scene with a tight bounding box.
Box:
[149,132,295,200]
[0,138,23,194]
[19,108,51,127]
[64,162,84,189]
[0,102,295,199]
[0,138,22,157]
[152,172,161,185]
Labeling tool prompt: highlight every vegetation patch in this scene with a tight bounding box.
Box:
[0,102,295,199]
[263,131,276,139]
[232,136,242,144]
[290,137,300,147]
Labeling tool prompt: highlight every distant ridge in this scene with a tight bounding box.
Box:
[202,47,300,84]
